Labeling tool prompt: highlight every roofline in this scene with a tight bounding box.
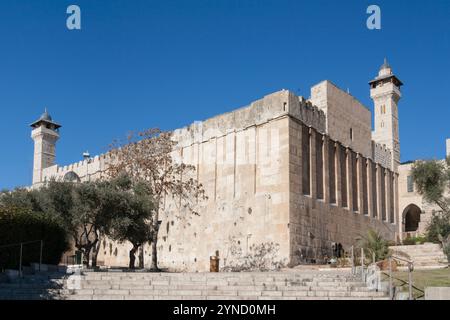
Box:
[30,119,62,129]
[369,74,403,86]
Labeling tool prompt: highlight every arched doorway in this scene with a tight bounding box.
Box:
[402,204,422,232]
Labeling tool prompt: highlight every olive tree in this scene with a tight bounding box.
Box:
[103,174,154,269]
[39,180,109,267]
[108,128,206,271]
[411,157,450,257]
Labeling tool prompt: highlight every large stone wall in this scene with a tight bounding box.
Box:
[310,81,372,159]
[372,142,393,170]
[288,118,397,264]
[37,89,398,271]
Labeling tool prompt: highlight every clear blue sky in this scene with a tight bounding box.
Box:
[0,0,449,189]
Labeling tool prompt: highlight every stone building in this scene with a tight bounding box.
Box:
[397,141,450,237]
[29,61,448,271]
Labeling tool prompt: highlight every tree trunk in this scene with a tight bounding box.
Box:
[150,237,158,271]
[83,246,92,268]
[129,244,139,269]
[91,239,101,268]
[150,206,161,272]
[138,246,144,269]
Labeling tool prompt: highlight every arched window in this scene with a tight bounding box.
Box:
[63,171,81,183]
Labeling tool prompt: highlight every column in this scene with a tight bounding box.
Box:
[367,159,374,218]
[357,154,364,214]
[376,164,383,221]
[323,135,330,203]
[310,128,317,199]
[335,143,342,207]
[346,148,353,212]
[297,123,303,195]
[386,170,392,222]
[394,173,399,225]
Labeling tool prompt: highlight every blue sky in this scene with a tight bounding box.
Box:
[0,0,449,189]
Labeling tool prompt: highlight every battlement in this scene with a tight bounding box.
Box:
[310,80,372,159]
[40,153,110,183]
[173,89,326,148]
[372,141,393,170]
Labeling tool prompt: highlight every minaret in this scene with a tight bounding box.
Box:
[370,59,403,171]
[30,109,61,185]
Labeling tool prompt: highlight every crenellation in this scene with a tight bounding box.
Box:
[371,141,392,170]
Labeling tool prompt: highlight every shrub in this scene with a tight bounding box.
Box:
[222,238,286,272]
[0,206,69,270]
[443,243,450,262]
[426,212,450,244]
[356,229,391,262]
[402,236,426,246]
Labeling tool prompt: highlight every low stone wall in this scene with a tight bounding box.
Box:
[425,287,450,300]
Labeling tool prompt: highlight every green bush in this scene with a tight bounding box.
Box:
[426,212,450,244]
[356,229,391,262]
[402,236,427,246]
[0,206,69,270]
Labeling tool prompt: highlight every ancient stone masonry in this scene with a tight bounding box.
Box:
[288,118,396,266]
[31,62,408,271]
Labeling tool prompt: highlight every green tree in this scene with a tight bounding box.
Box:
[0,203,69,270]
[0,187,43,213]
[411,158,450,214]
[38,180,112,268]
[105,174,154,269]
[411,158,450,259]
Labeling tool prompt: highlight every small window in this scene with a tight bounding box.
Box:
[407,176,414,193]
[350,128,353,141]
[381,121,384,128]
[381,105,386,114]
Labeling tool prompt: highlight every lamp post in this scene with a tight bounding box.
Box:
[83,151,92,182]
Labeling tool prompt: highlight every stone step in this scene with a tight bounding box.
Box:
[80,272,358,278]
[64,285,375,296]
[1,270,390,301]
[65,291,386,300]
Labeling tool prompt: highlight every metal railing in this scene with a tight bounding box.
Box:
[350,246,419,300]
[385,255,424,300]
[0,240,43,276]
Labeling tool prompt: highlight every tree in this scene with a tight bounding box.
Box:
[0,202,69,270]
[38,180,106,268]
[108,128,206,271]
[411,158,450,256]
[103,174,154,269]
[411,158,450,214]
[0,187,44,213]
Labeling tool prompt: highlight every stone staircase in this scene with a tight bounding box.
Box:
[389,243,449,268]
[0,269,391,300]
[60,270,389,300]
[0,272,67,300]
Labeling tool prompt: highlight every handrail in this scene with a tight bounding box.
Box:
[0,240,43,249]
[0,240,44,276]
[380,271,425,299]
[350,246,416,300]
[387,255,415,300]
